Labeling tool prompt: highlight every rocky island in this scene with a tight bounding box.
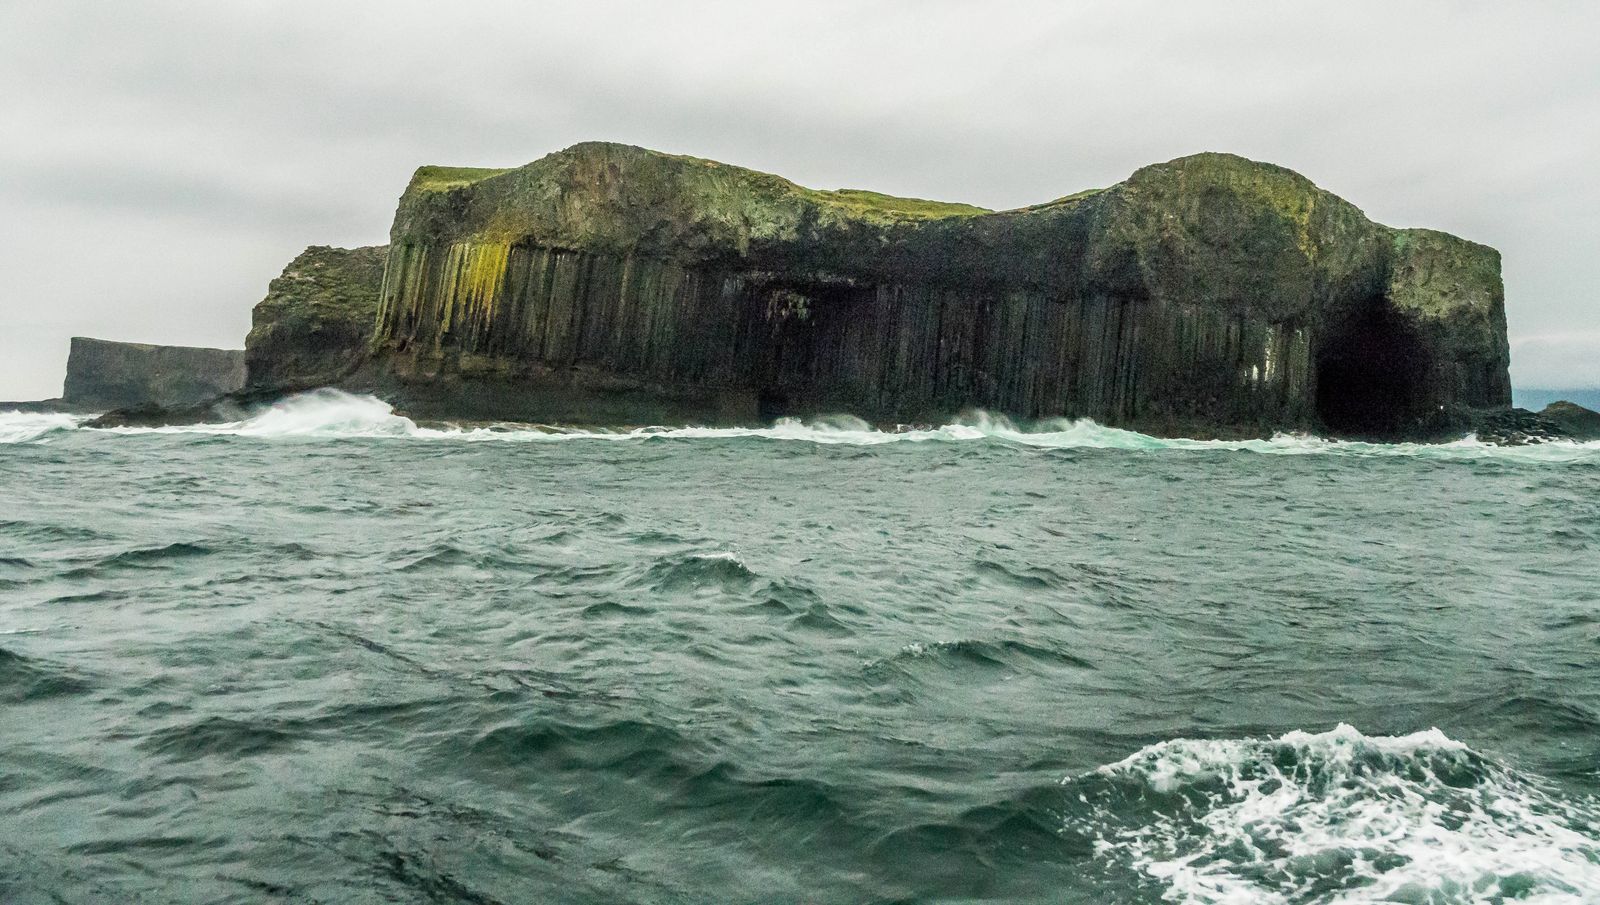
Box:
[79,142,1551,440]
[6,336,246,412]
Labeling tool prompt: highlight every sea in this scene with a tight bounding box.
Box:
[3,389,1599,904]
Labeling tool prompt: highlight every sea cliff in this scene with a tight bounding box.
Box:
[61,337,245,410]
[352,143,1508,439]
[80,142,1515,439]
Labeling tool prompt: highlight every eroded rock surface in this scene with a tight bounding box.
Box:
[245,244,388,390]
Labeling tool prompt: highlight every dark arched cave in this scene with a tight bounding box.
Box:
[1314,297,1433,439]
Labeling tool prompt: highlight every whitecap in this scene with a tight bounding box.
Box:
[94,389,423,439]
[33,388,1599,461]
[1067,724,1600,904]
[0,410,85,444]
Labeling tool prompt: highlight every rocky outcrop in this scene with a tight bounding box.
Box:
[1471,401,1600,445]
[347,142,1509,439]
[78,245,386,427]
[245,245,387,389]
[61,337,245,410]
[1539,401,1600,440]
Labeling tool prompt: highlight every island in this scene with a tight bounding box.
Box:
[51,337,244,411]
[68,143,1559,440]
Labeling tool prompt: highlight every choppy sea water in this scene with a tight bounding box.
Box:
[3,391,1600,904]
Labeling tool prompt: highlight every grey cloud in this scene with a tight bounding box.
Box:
[1,0,1596,399]
[2,159,371,232]
[1512,334,1600,390]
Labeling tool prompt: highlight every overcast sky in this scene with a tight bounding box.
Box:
[2,0,1596,399]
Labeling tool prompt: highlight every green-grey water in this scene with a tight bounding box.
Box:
[3,392,1599,904]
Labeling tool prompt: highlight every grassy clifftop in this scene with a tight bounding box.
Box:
[408,166,515,193]
[387,143,1498,322]
[391,142,1002,258]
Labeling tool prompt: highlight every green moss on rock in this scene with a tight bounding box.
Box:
[409,166,515,193]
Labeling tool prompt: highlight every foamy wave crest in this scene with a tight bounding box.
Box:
[43,389,1600,460]
[94,389,426,438]
[1066,724,1600,904]
[0,411,82,444]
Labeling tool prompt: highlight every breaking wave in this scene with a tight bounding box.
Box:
[0,411,81,444]
[1064,724,1600,904]
[4,390,1599,460]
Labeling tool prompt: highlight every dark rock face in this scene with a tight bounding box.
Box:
[1473,408,1571,446]
[84,385,290,429]
[1539,401,1600,440]
[245,245,388,389]
[61,337,245,410]
[236,143,1511,439]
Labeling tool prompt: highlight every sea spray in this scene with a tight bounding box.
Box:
[1064,724,1600,904]
[0,411,81,444]
[5,390,1599,461]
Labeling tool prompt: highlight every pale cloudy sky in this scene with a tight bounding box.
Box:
[1,0,1596,398]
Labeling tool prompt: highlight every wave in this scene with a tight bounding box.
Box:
[137,715,306,762]
[0,410,82,444]
[5,390,1599,460]
[0,647,94,704]
[1064,723,1600,904]
[633,550,758,594]
[870,638,1096,675]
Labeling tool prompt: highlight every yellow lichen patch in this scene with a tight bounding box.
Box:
[432,242,513,341]
[461,242,512,319]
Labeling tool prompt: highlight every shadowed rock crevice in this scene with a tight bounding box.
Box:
[1314,297,1435,439]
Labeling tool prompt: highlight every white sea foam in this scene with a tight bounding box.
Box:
[4,389,1599,460]
[1070,724,1600,904]
[0,411,82,444]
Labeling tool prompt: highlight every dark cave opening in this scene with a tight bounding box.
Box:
[1314,298,1432,439]
[757,388,791,422]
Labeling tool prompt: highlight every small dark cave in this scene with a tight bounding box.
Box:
[757,387,791,422]
[1314,297,1433,439]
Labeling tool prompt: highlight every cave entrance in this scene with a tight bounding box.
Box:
[1314,297,1431,439]
[757,387,791,422]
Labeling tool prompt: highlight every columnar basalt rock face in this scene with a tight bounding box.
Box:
[245,245,388,389]
[342,143,1508,438]
[62,337,245,409]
